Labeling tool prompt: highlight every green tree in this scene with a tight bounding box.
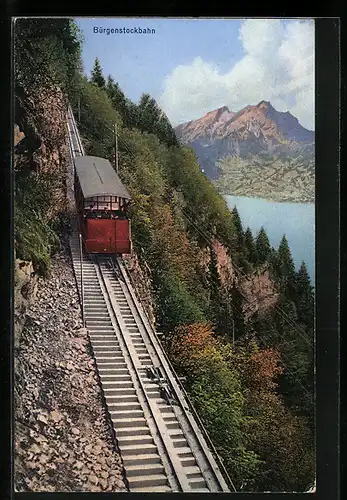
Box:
[106,75,128,120]
[137,92,179,147]
[245,391,315,491]
[190,350,261,489]
[232,205,244,239]
[91,57,106,88]
[278,235,295,275]
[245,227,257,263]
[154,268,205,331]
[77,77,122,159]
[124,100,140,129]
[166,324,262,490]
[14,18,83,98]
[255,227,271,264]
[295,261,314,327]
[208,247,222,318]
[276,235,296,297]
[138,93,156,133]
[232,339,315,492]
[229,285,246,339]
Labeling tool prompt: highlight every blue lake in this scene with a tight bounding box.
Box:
[225,195,315,283]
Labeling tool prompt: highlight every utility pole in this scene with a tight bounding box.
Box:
[115,122,119,173]
[78,96,80,122]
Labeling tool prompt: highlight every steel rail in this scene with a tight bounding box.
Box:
[94,255,187,492]
[103,255,229,491]
[69,239,175,491]
[119,255,237,491]
[116,257,235,492]
[67,104,85,156]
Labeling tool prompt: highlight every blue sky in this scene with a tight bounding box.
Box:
[77,18,243,102]
[76,18,315,129]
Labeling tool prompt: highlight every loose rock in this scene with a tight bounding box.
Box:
[14,243,127,492]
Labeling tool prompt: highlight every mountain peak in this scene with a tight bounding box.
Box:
[217,105,231,113]
[257,100,276,112]
[203,105,233,121]
[175,100,314,154]
[174,101,314,179]
[258,100,272,107]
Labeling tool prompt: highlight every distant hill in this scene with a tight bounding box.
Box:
[175,101,315,203]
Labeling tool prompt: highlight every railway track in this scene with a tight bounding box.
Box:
[66,105,234,493]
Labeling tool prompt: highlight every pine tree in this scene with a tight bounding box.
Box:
[137,92,179,147]
[245,227,257,263]
[124,100,140,129]
[106,74,128,120]
[295,261,314,327]
[232,206,244,239]
[91,57,106,88]
[256,227,271,264]
[231,205,248,269]
[278,235,295,276]
[277,235,296,298]
[138,93,157,133]
[296,261,313,295]
[106,74,115,89]
[230,285,246,339]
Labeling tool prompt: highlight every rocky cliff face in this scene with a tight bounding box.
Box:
[175,101,314,179]
[14,83,71,338]
[239,268,279,322]
[15,84,69,219]
[205,239,278,321]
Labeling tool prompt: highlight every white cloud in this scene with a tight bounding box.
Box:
[159,19,315,130]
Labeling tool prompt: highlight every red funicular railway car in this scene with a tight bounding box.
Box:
[74,155,132,254]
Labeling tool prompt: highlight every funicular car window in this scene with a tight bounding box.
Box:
[83,196,123,212]
[97,195,112,209]
[84,197,99,210]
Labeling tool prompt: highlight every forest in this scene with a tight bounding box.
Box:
[14,19,315,492]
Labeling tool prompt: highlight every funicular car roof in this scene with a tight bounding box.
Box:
[74,155,131,200]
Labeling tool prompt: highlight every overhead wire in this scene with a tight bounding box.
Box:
[206,267,313,397]
[179,207,314,394]
[181,207,313,347]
